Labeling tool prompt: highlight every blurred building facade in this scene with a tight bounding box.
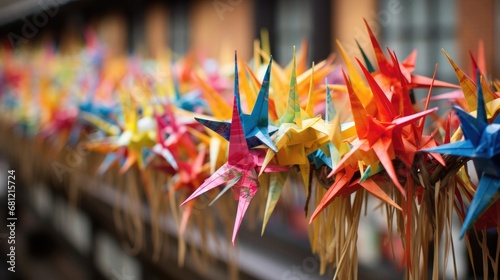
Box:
[1,0,498,77]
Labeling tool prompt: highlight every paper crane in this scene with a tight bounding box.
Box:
[194,58,278,152]
[181,52,287,244]
[425,73,500,238]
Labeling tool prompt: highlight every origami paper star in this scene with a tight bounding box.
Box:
[331,63,438,196]
[194,69,232,120]
[181,53,286,244]
[256,42,334,120]
[186,121,228,174]
[307,78,351,170]
[309,168,402,223]
[171,69,206,113]
[428,45,492,109]
[77,97,119,137]
[361,20,458,93]
[38,108,77,143]
[261,49,330,194]
[85,89,156,175]
[425,74,500,238]
[336,21,457,124]
[154,143,209,236]
[35,76,78,147]
[194,58,278,152]
[309,55,440,221]
[439,51,497,112]
[309,57,439,222]
[150,59,206,113]
[69,78,116,143]
[151,101,199,170]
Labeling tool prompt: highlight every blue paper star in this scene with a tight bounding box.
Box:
[194,57,277,152]
[425,72,500,238]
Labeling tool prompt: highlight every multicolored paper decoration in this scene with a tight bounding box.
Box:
[426,71,500,238]
[1,21,500,280]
